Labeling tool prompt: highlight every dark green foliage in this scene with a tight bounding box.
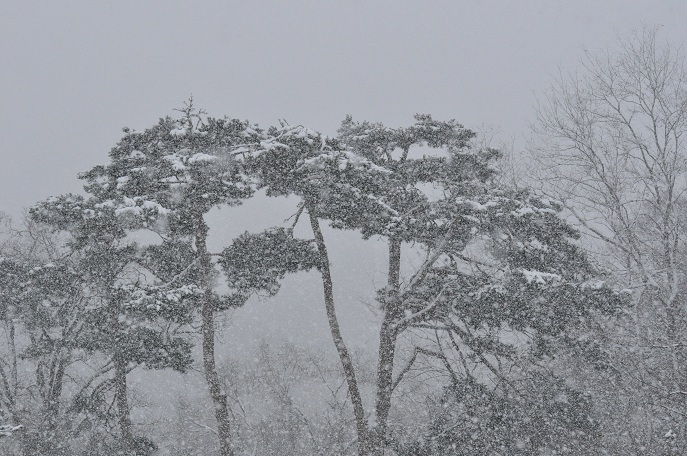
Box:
[219,227,320,297]
[76,433,158,456]
[397,376,600,455]
[139,239,200,284]
[119,327,193,371]
[24,179,202,452]
[43,106,328,454]
[249,124,394,237]
[388,189,625,348]
[336,114,500,242]
[2,107,635,455]
[69,389,113,424]
[249,114,626,455]
[79,114,259,225]
[0,258,25,320]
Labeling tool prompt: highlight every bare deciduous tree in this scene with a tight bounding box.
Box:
[532,26,687,453]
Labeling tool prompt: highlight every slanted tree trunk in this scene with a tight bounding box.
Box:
[194,212,234,456]
[307,204,371,455]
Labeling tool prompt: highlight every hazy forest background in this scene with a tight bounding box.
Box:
[2,16,687,456]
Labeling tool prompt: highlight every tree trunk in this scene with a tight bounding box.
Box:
[4,316,29,456]
[114,348,134,453]
[307,205,371,455]
[107,283,135,454]
[371,237,401,455]
[665,301,687,442]
[195,213,234,456]
[40,353,68,454]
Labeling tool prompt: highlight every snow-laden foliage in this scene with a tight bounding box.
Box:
[219,227,320,297]
[242,113,627,454]
[24,189,199,454]
[249,123,394,237]
[69,103,325,455]
[0,105,634,455]
[339,116,625,454]
[395,192,625,336]
[80,114,258,228]
[0,425,22,438]
[398,375,599,455]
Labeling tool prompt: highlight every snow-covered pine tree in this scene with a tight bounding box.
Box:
[251,115,625,455]
[0,215,116,454]
[250,123,393,455]
[0,255,83,454]
[78,102,257,456]
[340,115,626,454]
[79,102,320,456]
[30,193,198,455]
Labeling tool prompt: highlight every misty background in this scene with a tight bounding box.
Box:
[2,2,687,454]
[2,0,685,350]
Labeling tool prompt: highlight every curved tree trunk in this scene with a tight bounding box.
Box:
[195,213,234,456]
[307,205,371,455]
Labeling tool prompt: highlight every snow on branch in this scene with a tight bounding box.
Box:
[0,424,22,438]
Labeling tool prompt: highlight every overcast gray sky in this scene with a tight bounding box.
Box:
[2,0,686,218]
[2,0,687,362]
